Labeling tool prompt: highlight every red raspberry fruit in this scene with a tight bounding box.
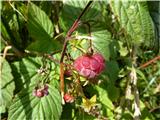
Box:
[33,89,44,98]
[74,53,105,79]
[64,93,74,103]
[33,84,49,98]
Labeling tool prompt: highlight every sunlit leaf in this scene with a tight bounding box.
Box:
[109,1,155,48]
[95,86,114,110]
[8,84,62,120]
[11,56,59,93]
[27,2,61,53]
[118,41,128,56]
[60,0,102,32]
[0,57,15,113]
[92,29,112,60]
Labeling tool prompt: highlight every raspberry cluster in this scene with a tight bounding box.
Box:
[33,84,49,98]
[74,53,105,79]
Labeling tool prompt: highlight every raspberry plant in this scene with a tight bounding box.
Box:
[1,0,160,120]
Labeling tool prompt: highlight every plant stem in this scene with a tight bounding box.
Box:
[131,46,141,120]
[139,56,160,69]
[1,35,23,57]
[60,1,93,62]
[60,1,93,103]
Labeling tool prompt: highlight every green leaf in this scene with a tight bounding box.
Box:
[92,30,112,60]
[0,40,5,52]
[148,1,160,53]
[136,69,146,81]
[109,1,155,47]
[0,57,15,113]
[106,84,120,101]
[140,100,154,120]
[95,86,114,110]
[11,57,59,93]
[27,2,61,53]
[61,104,73,120]
[11,57,41,92]
[60,0,102,32]
[118,41,128,56]
[74,111,96,120]
[60,0,114,60]
[28,2,53,39]
[67,29,113,61]
[105,61,120,82]
[8,84,62,120]
[1,20,10,40]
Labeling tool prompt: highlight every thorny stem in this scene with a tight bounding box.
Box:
[60,1,93,103]
[60,1,93,62]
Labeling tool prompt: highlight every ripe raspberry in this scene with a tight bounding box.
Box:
[73,53,105,79]
[64,93,74,103]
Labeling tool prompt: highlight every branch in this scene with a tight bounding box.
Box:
[60,1,93,62]
[59,1,93,104]
[2,46,12,59]
[1,35,24,57]
[139,56,160,69]
[149,105,160,113]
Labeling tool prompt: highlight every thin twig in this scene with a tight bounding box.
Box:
[0,53,16,56]
[149,106,160,113]
[1,35,23,57]
[59,1,93,103]
[9,1,27,21]
[139,56,160,69]
[3,46,12,59]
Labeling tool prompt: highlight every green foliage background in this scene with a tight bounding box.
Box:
[1,0,160,120]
